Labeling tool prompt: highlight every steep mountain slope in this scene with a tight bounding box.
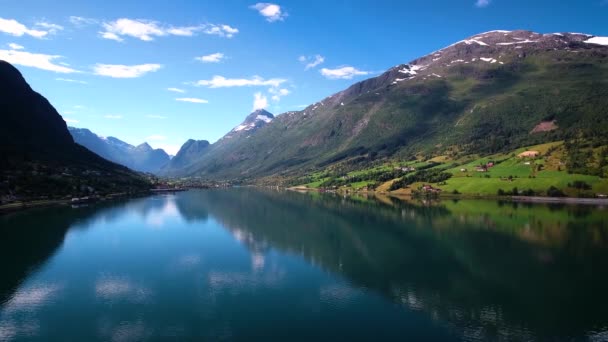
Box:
[171,30,608,180]
[0,61,149,201]
[161,109,273,176]
[162,139,210,175]
[69,127,170,173]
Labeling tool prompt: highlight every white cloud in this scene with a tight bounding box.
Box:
[35,22,64,34]
[202,24,238,38]
[0,18,49,38]
[93,63,161,78]
[0,49,78,73]
[194,75,286,88]
[99,18,238,41]
[166,26,203,36]
[475,0,491,7]
[253,92,268,110]
[176,97,209,104]
[250,3,288,22]
[8,43,24,50]
[146,135,166,141]
[63,118,79,123]
[100,31,123,42]
[320,66,370,79]
[56,78,88,84]
[146,115,167,119]
[268,87,290,101]
[104,115,123,119]
[195,52,225,63]
[299,54,325,70]
[167,87,185,93]
[101,18,165,41]
[69,16,98,26]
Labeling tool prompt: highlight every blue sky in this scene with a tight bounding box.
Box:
[1,0,607,154]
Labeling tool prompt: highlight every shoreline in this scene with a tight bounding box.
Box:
[510,196,608,205]
[0,190,159,215]
[286,186,608,205]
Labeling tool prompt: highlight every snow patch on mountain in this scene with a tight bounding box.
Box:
[585,36,608,46]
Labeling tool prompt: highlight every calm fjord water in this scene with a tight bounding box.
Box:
[1,189,608,341]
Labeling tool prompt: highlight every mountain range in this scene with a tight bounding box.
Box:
[68,127,171,173]
[160,30,608,181]
[2,29,608,192]
[0,60,149,201]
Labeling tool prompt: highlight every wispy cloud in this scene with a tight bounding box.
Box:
[69,16,98,26]
[194,75,286,88]
[299,54,325,70]
[8,42,24,50]
[475,0,491,8]
[253,92,268,110]
[0,18,60,38]
[320,66,370,79]
[202,24,239,38]
[0,49,78,73]
[104,115,123,119]
[250,3,288,22]
[35,22,64,34]
[93,63,161,78]
[56,78,88,84]
[195,52,225,63]
[146,115,167,119]
[176,97,208,104]
[99,18,238,42]
[268,87,290,101]
[167,87,185,93]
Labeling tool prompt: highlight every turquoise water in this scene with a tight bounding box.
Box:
[1,189,607,341]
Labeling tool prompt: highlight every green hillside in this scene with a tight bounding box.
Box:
[165,31,608,190]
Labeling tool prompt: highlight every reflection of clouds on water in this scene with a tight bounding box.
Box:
[95,275,152,303]
[3,282,63,313]
[0,320,40,341]
[589,330,608,341]
[145,197,181,227]
[177,254,202,267]
[0,282,61,341]
[251,252,265,271]
[97,319,152,342]
[207,270,284,294]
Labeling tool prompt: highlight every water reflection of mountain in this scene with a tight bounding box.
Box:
[185,189,608,341]
[0,200,133,305]
[0,195,176,307]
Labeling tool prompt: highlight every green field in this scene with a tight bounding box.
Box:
[298,141,608,197]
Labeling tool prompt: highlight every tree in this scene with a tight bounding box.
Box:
[547,186,566,197]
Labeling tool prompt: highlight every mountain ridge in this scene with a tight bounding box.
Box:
[162,29,608,181]
[68,127,170,173]
[0,61,150,201]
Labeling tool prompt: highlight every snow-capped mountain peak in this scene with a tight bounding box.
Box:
[231,109,275,133]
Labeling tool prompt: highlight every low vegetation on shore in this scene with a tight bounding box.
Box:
[291,140,608,199]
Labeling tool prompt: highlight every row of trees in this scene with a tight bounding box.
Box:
[390,169,452,191]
